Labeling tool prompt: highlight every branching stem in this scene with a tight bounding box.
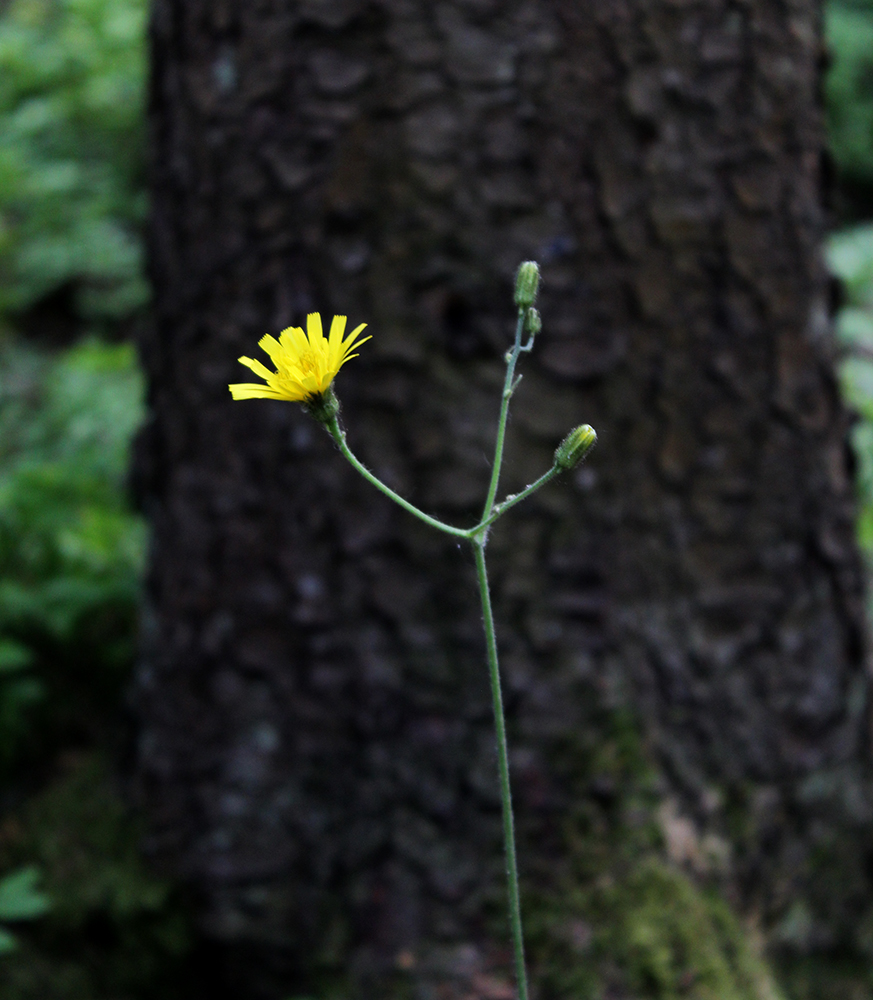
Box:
[325,418,471,539]
[327,305,545,1000]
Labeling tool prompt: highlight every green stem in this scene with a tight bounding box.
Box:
[327,302,537,997]
[472,540,529,1000]
[482,309,526,520]
[475,465,561,535]
[325,417,471,540]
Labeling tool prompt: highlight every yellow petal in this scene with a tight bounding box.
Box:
[327,315,347,369]
[278,326,309,360]
[274,382,309,401]
[258,334,287,370]
[297,370,323,396]
[306,312,325,349]
[340,333,371,367]
[237,355,276,381]
[344,322,368,345]
[229,383,286,399]
[232,314,369,404]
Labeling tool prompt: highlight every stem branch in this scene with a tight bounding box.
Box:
[482,309,526,520]
[326,417,471,540]
[474,465,560,535]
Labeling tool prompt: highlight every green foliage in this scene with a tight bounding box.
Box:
[0,753,191,999]
[0,0,148,321]
[828,225,873,555]
[0,336,145,770]
[825,3,873,189]
[0,866,50,953]
[0,639,43,775]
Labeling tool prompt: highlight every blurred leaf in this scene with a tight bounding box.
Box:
[828,224,873,306]
[835,307,873,350]
[826,6,873,187]
[0,867,50,921]
[828,222,873,558]
[0,640,31,673]
[840,358,873,420]
[0,926,18,953]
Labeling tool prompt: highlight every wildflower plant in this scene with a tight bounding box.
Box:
[230,261,596,1000]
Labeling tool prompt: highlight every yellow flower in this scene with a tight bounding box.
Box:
[229,313,370,402]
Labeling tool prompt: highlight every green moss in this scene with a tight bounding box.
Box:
[524,700,782,1000]
[610,858,778,999]
[0,752,192,1000]
[527,850,781,1000]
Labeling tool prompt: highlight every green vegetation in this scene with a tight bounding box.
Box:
[531,855,780,1000]
[0,337,145,771]
[0,2,154,990]
[826,1,873,195]
[0,753,192,1000]
[0,335,172,997]
[0,866,51,952]
[829,225,873,564]
[0,0,148,322]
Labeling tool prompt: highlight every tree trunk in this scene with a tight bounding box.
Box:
[134,0,869,997]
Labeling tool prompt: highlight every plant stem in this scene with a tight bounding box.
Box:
[482,309,526,520]
[473,308,532,998]
[475,465,560,534]
[325,417,472,540]
[328,303,537,999]
[472,540,529,1000]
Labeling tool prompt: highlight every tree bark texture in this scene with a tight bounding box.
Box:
[134,0,869,996]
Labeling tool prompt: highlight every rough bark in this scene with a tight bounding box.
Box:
[134,0,869,996]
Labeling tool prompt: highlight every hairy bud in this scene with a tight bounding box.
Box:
[554,424,597,470]
[514,261,540,307]
[524,307,542,337]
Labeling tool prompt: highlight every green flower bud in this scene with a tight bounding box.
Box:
[524,307,542,337]
[554,424,597,470]
[514,261,540,307]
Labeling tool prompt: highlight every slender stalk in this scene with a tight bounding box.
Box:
[472,540,529,1000]
[325,417,472,540]
[473,306,534,996]
[474,465,560,534]
[482,309,526,520]
[328,301,540,1000]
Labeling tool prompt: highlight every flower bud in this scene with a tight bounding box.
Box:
[554,424,597,470]
[514,261,540,307]
[524,307,542,337]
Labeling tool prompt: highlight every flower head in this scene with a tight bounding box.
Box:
[229,313,370,403]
